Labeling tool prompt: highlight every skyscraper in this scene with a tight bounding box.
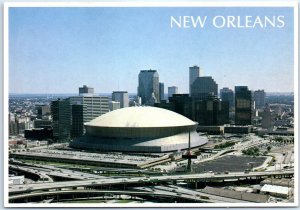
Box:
[189,65,202,95]
[137,70,159,105]
[190,77,218,100]
[168,86,178,98]
[79,85,94,96]
[159,82,164,101]
[220,87,234,108]
[112,91,129,108]
[51,99,72,141]
[235,86,252,125]
[254,89,266,109]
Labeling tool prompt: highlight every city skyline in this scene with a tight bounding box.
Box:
[9,7,294,94]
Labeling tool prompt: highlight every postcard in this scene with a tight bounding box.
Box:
[4,1,298,208]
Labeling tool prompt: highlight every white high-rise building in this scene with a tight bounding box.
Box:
[69,96,110,123]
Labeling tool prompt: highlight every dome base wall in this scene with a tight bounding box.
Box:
[70,131,208,153]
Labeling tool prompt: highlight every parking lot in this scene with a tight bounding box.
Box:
[173,155,266,173]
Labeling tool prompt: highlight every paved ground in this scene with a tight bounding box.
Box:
[173,155,266,173]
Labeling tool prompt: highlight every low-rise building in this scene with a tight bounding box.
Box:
[9,175,25,185]
[260,184,291,198]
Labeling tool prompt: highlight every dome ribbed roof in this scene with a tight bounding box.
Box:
[85,107,197,128]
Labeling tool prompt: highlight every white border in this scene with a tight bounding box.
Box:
[2,1,299,7]
[3,1,298,208]
[3,2,9,207]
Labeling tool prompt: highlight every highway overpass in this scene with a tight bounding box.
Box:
[9,170,293,195]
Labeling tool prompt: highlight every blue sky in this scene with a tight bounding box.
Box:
[9,7,294,94]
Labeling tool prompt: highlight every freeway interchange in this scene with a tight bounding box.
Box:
[9,170,293,195]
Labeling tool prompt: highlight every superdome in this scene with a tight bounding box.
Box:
[86,106,196,128]
[70,107,208,153]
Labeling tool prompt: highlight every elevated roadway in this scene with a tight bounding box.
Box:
[9,170,293,195]
[9,164,106,181]
[9,165,53,182]
[9,189,213,203]
[134,185,252,203]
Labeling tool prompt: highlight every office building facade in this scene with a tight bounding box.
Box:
[112,91,129,108]
[254,89,266,109]
[68,96,109,138]
[69,96,110,123]
[36,105,51,119]
[220,87,234,108]
[191,76,218,100]
[159,82,164,101]
[137,70,159,105]
[193,96,229,126]
[168,86,179,98]
[189,65,202,95]
[51,99,72,141]
[71,104,85,138]
[168,94,193,119]
[262,104,272,129]
[235,86,252,125]
[79,85,94,96]
[109,101,121,111]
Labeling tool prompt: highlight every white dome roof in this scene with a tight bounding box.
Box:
[85,106,197,128]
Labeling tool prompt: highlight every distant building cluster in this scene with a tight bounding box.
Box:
[8,66,294,145]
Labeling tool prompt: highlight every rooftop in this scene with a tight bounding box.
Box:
[85,107,197,128]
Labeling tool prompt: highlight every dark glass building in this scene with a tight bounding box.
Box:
[190,76,218,100]
[71,104,85,138]
[235,86,252,125]
[193,95,229,126]
[51,99,72,142]
[169,94,193,119]
[220,87,234,108]
[79,85,94,95]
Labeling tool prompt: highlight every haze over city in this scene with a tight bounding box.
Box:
[9,7,294,94]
